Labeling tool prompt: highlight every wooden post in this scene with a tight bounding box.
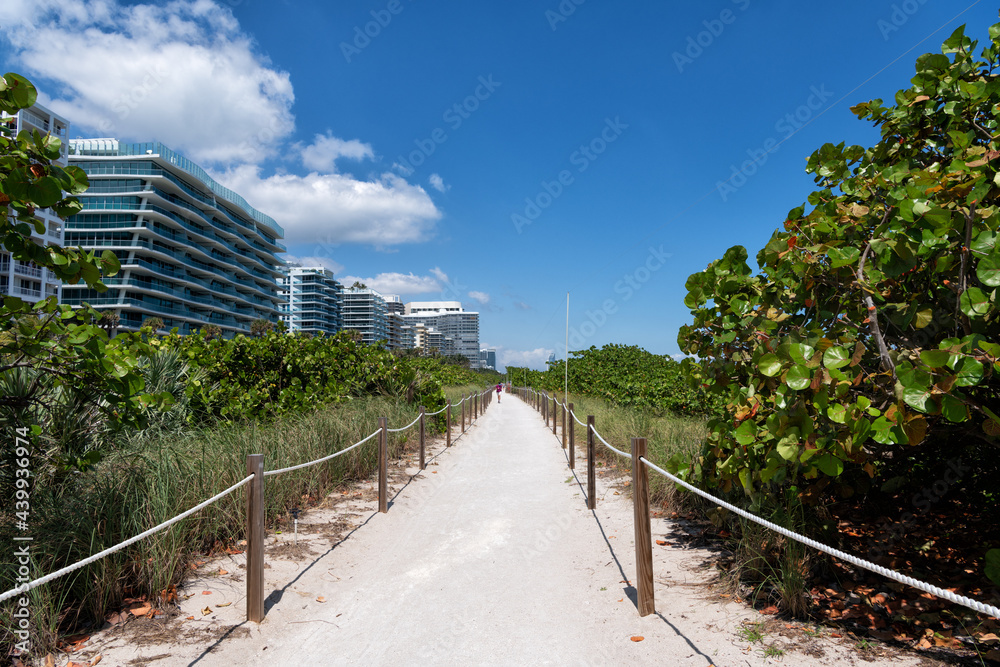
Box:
[552,398,557,436]
[587,416,596,510]
[544,393,548,425]
[568,403,575,469]
[246,454,264,623]
[561,402,567,449]
[631,437,655,617]
[461,396,466,432]
[446,401,452,447]
[378,417,388,513]
[419,406,426,470]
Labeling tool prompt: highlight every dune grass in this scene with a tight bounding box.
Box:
[1,397,421,657]
[526,391,708,508]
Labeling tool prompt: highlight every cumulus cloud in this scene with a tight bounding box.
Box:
[468,291,490,305]
[299,132,374,173]
[428,173,449,192]
[338,272,442,296]
[513,301,531,310]
[212,164,440,246]
[0,0,443,247]
[0,0,295,165]
[282,254,345,274]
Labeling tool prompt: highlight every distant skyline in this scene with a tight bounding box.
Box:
[1,0,995,370]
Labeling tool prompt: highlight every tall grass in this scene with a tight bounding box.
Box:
[550,393,707,509]
[0,397,419,658]
[549,392,814,615]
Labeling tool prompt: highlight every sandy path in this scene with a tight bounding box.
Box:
[86,396,933,667]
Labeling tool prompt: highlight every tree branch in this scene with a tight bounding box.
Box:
[858,239,895,375]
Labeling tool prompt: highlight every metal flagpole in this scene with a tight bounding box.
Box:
[564,291,569,405]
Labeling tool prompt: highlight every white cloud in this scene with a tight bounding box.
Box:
[283,254,344,274]
[428,173,449,192]
[1,0,295,165]
[513,301,531,310]
[213,164,440,246]
[299,132,374,173]
[0,0,444,248]
[338,272,442,296]
[498,347,554,371]
[468,291,490,305]
[429,267,449,283]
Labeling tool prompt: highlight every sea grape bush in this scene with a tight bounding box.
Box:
[159,329,447,422]
[508,343,723,417]
[677,26,1000,502]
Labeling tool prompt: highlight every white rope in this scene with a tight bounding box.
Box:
[425,405,448,416]
[639,457,1000,619]
[387,414,422,433]
[570,410,587,427]
[0,474,256,604]
[591,426,632,459]
[265,429,380,477]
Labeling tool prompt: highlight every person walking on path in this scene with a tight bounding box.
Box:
[496,382,502,403]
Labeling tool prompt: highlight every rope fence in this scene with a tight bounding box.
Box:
[0,474,256,605]
[513,385,1000,623]
[1,388,499,625]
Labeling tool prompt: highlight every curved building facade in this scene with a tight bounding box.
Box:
[64,140,286,336]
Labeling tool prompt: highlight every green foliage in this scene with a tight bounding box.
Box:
[678,25,1000,501]
[1,72,167,484]
[159,329,446,421]
[406,354,500,387]
[508,344,723,417]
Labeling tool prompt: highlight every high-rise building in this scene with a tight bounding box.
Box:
[479,348,497,371]
[63,140,286,336]
[342,287,389,346]
[0,102,70,303]
[279,266,342,335]
[403,301,480,367]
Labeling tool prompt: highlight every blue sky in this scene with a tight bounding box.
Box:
[1,0,996,369]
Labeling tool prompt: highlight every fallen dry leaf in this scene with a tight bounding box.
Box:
[760,605,780,615]
[130,606,151,617]
[215,602,232,608]
[630,636,644,642]
[217,569,229,576]
[201,607,212,616]
[44,656,55,667]
[316,596,326,603]
[201,591,212,595]
[655,540,667,546]
[105,611,128,626]
[186,616,195,621]
[90,656,102,666]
